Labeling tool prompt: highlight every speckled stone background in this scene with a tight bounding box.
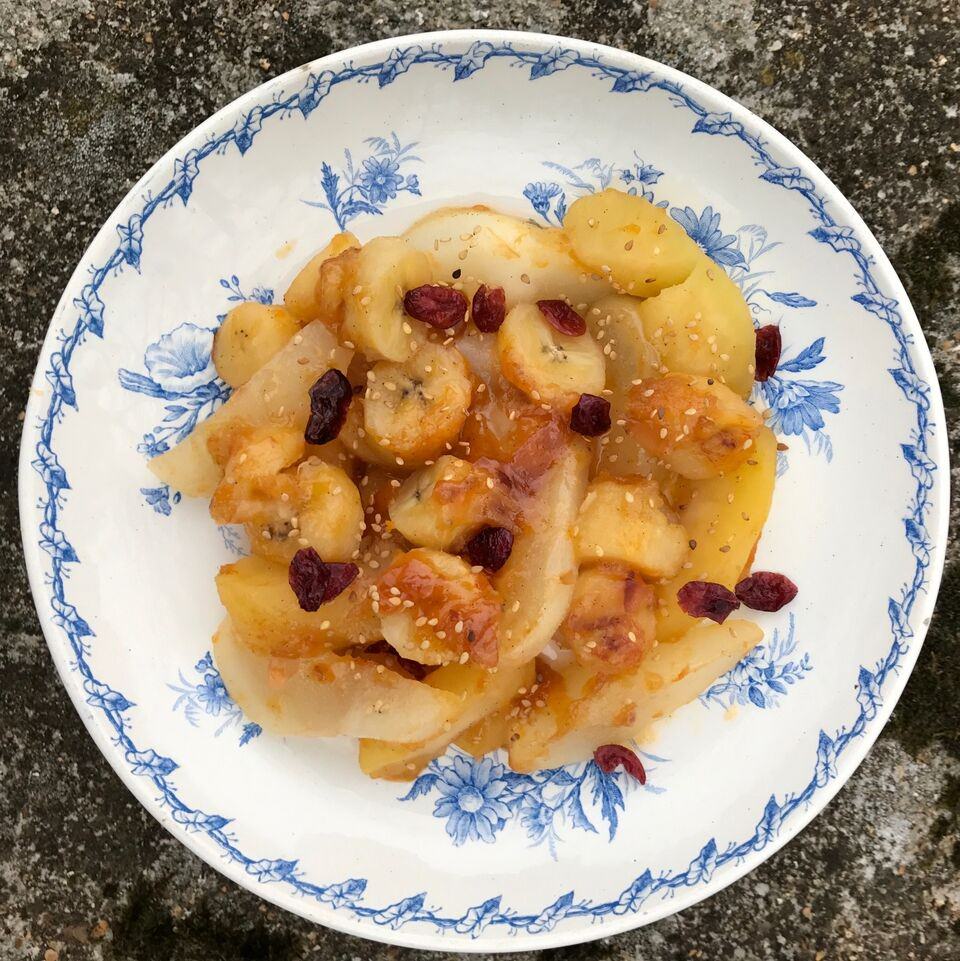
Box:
[3,2,958,959]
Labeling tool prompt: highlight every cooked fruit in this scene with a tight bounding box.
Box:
[389,455,502,551]
[574,477,689,579]
[635,255,756,397]
[656,425,777,640]
[556,562,656,672]
[216,555,380,657]
[341,236,433,361]
[345,342,473,468]
[212,303,301,389]
[564,189,700,295]
[358,659,533,779]
[376,548,500,667]
[627,373,764,480]
[498,303,606,409]
[402,205,614,307]
[214,618,458,741]
[496,432,591,666]
[283,231,360,323]
[149,320,352,496]
[509,619,763,771]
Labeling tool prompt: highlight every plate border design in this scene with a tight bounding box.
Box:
[21,34,944,944]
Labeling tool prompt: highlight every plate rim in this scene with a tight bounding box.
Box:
[17,28,951,952]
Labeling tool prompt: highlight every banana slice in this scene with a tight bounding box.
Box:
[376,548,501,667]
[212,303,301,389]
[345,342,473,468]
[497,303,606,409]
[627,373,763,479]
[403,205,614,307]
[341,235,433,362]
[574,476,689,579]
[283,231,359,324]
[564,189,700,295]
[389,455,502,551]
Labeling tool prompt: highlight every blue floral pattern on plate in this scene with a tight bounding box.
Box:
[303,132,422,230]
[25,40,940,938]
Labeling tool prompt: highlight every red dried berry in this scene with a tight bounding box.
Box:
[537,299,586,336]
[404,284,468,329]
[570,393,611,436]
[304,369,352,445]
[677,581,741,623]
[465,526,514,573]
[735,571,798,612]
[288,547,359,612]
[593,744,647,784]
[471,284,506,333]
[754,325,782,382]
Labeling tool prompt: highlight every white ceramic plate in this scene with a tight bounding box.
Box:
[19,30,949,952]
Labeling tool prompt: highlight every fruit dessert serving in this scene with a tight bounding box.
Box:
[150,189,797,781]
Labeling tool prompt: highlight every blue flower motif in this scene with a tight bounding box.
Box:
[359,156,403,204]
[670,205,745,267]
[763,376,842,436]
[522,181,562,218]
[405,173,421,195]
[520,800,556,844]
[433,755,511,844]
[197,672,230,715]
[144,323,215,394]
[634,163,662,185]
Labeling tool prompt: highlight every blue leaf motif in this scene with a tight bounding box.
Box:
[564,784,598,835]
[754,796,783,847]
[766,291,817,308]
[126,748,178,776]
[298,70,336,117]
[52,597,93,637]
[173,149,200,204]
[530,46,578,80]
[238,722,262,745]
[340,199,382,221]
[686,839,718,883]
[526,891,574,933]
[84,678,134,713]
[852,290,899,316]
[454,41,496,81]
[747,685,767,708]
[378,46,423,87]
[454,896,501,936]
[74,284,105,337]
[246,858,298,881]
[399,772,438,801]
[172,809,231,831]
[856,667,882,721]
[611,70,654,93]
[889,368,930,409]
[234,106,264,155]
[372,893,426,929]
[778,337,826,372]
[760,165,816,192]
[46,352,76,408]
[613,869,655,914]
[32,442,70,493]
[887,597,914,640]
[117,214,144,268]
[814,731,837,786]
[692,111,743,136]
[320,878,367,908]
[39,522,78,563]
[901,443,936,489]
[589,764,625,840]
[809,225,862,253]
[904,518,929,556]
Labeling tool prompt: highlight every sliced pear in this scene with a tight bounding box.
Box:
[213,618,458,741]
[149,321,352,497]
[403,205,614,307]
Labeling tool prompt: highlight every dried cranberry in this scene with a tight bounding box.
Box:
[754,325,782,382]
[537,299,586,336]
[735,571,798,612]
[570,393,611,436]
[471,284,506,332]
[465,526,514,573]
[404,284,468,329]
[593,744,646,784]
[677,581,741,623]
[288,547,359,612]
[304,369,352,445]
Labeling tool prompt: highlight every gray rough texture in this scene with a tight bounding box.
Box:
[2,1,959,959]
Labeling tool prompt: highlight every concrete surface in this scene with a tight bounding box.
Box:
[2,1,959,959]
